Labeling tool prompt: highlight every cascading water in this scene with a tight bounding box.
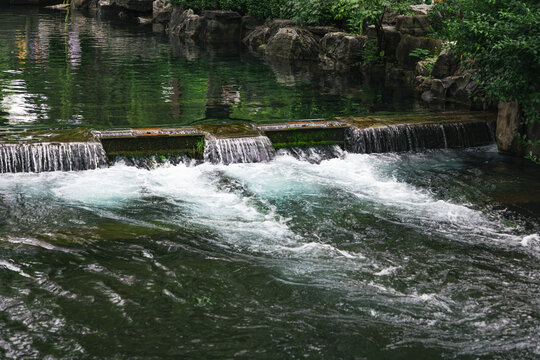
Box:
[0,142,108,173]
[276,145,345,164]
[345,120,496,153]
[203,136,276,165]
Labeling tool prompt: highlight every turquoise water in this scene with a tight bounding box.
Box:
[0,7,420,129]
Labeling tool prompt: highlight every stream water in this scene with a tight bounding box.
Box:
[0,7,423,129]
[0,6,539,360]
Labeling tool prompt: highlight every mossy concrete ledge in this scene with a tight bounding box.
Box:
[95,127,205,159]
[257,120,348,150]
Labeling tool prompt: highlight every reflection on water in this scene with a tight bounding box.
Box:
[0,7,425,129]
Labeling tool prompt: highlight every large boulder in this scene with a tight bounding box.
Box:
[169,9,204,39]
[243,26,271,53]
[319,32,367,70]
[242,19,296,53]
[396,35,442,69]
[201,10,242,42]
[431,49,459,79]
[395,15,430,37]
[265,27,320,61]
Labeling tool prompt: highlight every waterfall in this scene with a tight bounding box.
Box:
[203,136,276,165]
[277,145,345,164]
[345,121,495,154]
[0,142,108,173]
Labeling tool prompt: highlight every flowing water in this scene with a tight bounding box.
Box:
[204,136,276,165]
[0,142,107,173]
[0,145,539,359]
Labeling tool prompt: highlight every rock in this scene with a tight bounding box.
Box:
[431,49,458,79]
[396,35,442,69]
[243,19,298,53]
[497,101,521,153]
[415,76,433,94]
[430,78,446,99]
[110,0,153,13]
[396,15,430,37]
[265,27,320,61]
[366,25,401,62]
[201,10,242,42]
[169,9,204,40]
[152,0,172,25]
[243,26,270,52]
[306,26,341,38]
[267,19,297,35]
[319,32,367,70]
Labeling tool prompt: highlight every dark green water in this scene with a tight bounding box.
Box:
[0,7,420,129]
[1,6,540,360]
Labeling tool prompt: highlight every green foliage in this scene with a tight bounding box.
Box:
[168,0,419,27]
[281,0,335,26]
[410,47,438,73]
[167,0,285,20]
[430,0,540,160]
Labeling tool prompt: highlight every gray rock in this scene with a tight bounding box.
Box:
[430,78,446,99]
[396,15,430,36]
[265,27,320,61]
[431,49,458,79]
[319,32,367,70]
[243,26,270,52]
[396,35,442,69]
[169,9,204,39]
[152,0,172,25]
[243,19,296,53]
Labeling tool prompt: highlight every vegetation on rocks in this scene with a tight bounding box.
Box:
[430,0,540,160]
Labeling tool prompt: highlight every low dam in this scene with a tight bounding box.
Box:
[0,112,496,173]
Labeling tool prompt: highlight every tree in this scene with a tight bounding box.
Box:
[430,0,540,161]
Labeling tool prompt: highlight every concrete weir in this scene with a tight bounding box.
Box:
[0,112,496,172]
